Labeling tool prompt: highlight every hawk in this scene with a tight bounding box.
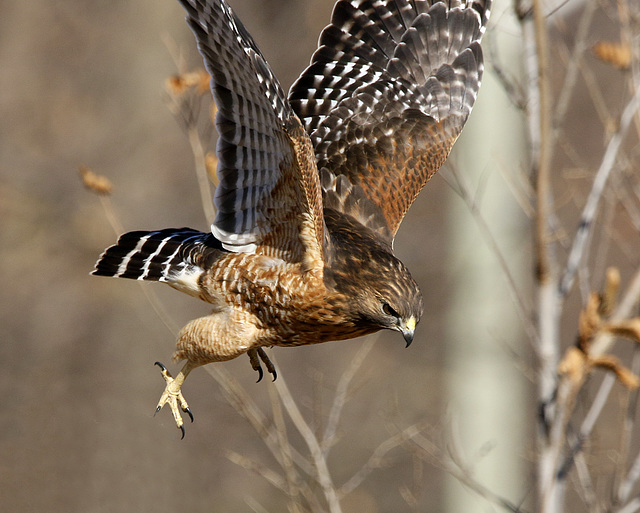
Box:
[94,0,491,437]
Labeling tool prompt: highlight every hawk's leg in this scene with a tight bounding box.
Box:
[154,360,196,439]
[247,347,277,383]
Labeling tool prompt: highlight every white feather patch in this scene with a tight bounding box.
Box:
[167,265,204,297]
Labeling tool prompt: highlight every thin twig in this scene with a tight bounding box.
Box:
[619,452,640,508]
[551,0,598,132]
[531,0,553,287]
[205,365,314,477]
[446,164,536,342]
[98,195,125,236]
[272,368,343,513]
[617,349,640,504]
[93,184,181,336]
[487,31,526,109]
[573,450,596,510]
[267,384,304,511]
[579,54,618,133]
[187,125,216,226]
[338,422,425,497]
[557,373,616,479]
[245,495,272,513]
[322,336,378,455]
[226,449,290,493]
[618,497,640,513]
[410,431,529,513]
[495,154,536,219]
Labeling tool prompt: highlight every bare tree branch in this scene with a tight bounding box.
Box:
[559,87,640,298]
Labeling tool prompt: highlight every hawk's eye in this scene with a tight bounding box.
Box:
[382,302,399,318]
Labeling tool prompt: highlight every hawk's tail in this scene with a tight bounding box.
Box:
[93,228,225,295]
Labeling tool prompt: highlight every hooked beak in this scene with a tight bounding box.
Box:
[400,316,416,348]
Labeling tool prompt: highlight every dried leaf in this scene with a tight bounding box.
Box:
[165,69,211,97]
[591,354,640,389]
[166,74,190,96]
[194,68,211,94]
[603,318,640,343]
[558,346,588,386]
[600,267,620,316]
[578,293,601,349]
[593,41,631,70]
[79,166,112,196]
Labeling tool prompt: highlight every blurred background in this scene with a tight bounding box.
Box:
[1,0,636,511]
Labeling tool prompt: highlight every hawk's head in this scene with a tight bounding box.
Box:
[354,253,424,347]
[325,210,424,346]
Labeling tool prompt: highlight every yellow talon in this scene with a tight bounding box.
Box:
[154,361,195,439]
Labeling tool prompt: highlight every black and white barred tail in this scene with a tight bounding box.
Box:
[93,228,225,296]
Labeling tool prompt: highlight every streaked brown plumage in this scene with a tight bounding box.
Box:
[93,0,491,436]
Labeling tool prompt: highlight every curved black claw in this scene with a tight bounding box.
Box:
[154,361,167,371]
[257,347,278,382]
[247,349,264,383]
[248,348,278,383]
[180,425,186,440]
[183,407,194,423]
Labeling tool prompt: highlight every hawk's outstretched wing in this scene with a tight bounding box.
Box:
[179,0,324,267]
[289,0,491,244]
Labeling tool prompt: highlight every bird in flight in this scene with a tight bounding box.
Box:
[94,0,491,437]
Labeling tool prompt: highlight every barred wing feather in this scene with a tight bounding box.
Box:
[179,0,324,265]
[289,0,491,243]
